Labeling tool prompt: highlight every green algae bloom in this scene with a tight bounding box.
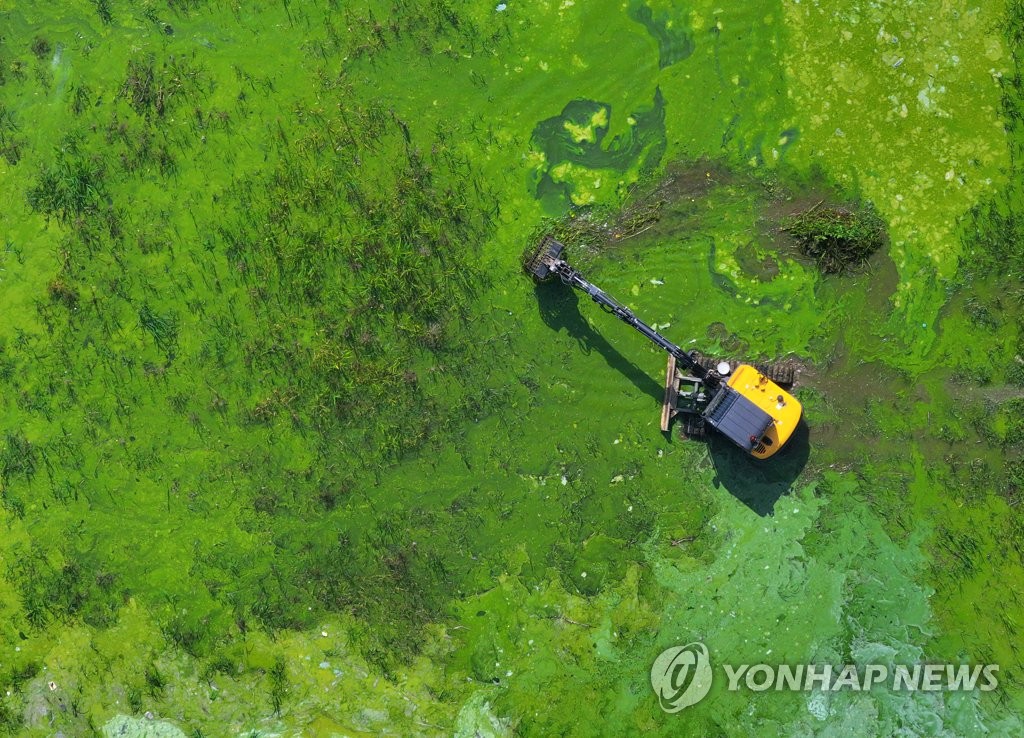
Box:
[0,0,1023,735]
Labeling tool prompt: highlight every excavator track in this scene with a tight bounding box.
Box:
[681,414,707,440]
[690,351,797,389]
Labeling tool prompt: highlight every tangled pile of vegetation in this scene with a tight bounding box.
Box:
[524,187,666,265]
[782,201,887,274]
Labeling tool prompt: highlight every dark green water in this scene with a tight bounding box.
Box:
[0,0,1023,735]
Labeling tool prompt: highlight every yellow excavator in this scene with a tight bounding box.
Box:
[525,237,802,459]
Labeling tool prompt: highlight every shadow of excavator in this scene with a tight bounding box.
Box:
[534,282,663,403]
[706,417,811,516]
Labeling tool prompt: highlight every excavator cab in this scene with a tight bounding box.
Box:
[663,358,800,459]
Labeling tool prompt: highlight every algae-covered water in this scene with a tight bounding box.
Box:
[2,0,1024,735]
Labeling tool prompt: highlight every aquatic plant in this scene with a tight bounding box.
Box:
[26,144,106,223]
[121,57,164,116]
[0,103,23,165]
[68,83,92,116]
[47,278,79,309]
[30,36,51,60]
[6,59,26,83]
[90,0,113,24]
[782,201,887,274]
[0,431,36,484]
[138,304,179,355]
[527,193,665,264]
[267,656,288,716]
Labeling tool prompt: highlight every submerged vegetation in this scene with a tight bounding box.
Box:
[26,141,108,223]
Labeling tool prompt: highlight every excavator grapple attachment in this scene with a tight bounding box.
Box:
[523,236,565,282]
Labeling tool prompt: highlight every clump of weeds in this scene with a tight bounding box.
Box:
[0,103,24,165]
[1,431,36,484]
[26,143,107,223]
[30,37,51,59]
[782,201,887,274]
[47,278,79,309]
[138,303,178,355]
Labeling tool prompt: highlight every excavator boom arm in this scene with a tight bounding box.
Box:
[549,260,719,389]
